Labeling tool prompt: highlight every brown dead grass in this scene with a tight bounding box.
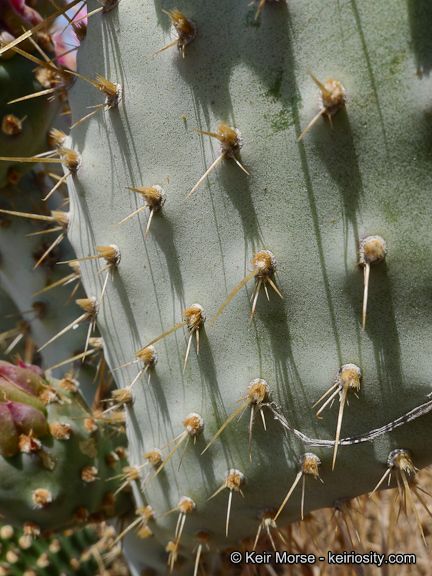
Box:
[223,465,432,576]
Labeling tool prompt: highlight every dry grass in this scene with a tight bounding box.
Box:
[224,465,432,576]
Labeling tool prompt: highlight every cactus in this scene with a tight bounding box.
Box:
[1,0,432,574]
[0,165,115,407]
[0,361,132,534]
[0,0,68,187]
[0,521,125,576]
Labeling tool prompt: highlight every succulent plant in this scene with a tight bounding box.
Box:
[0,521,119,576]
[0,361,132,534]
[1,0,432,574]
[0,0,69,187]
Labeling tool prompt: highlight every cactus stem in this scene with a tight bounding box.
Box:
[358,236,387,330]
[185,122,248,200]
[208,469,245,537]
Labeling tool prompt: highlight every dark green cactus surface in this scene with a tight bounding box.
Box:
[0,361,132,534]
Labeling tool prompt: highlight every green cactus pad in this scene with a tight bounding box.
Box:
[0,362,132,533]
[3,0,432,572]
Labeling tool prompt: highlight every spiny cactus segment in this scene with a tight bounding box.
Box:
[0,361,132,533]
[0,0,82,187]
[0,521,128,576]
[1,0,432,574]
[61,0,432,570]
